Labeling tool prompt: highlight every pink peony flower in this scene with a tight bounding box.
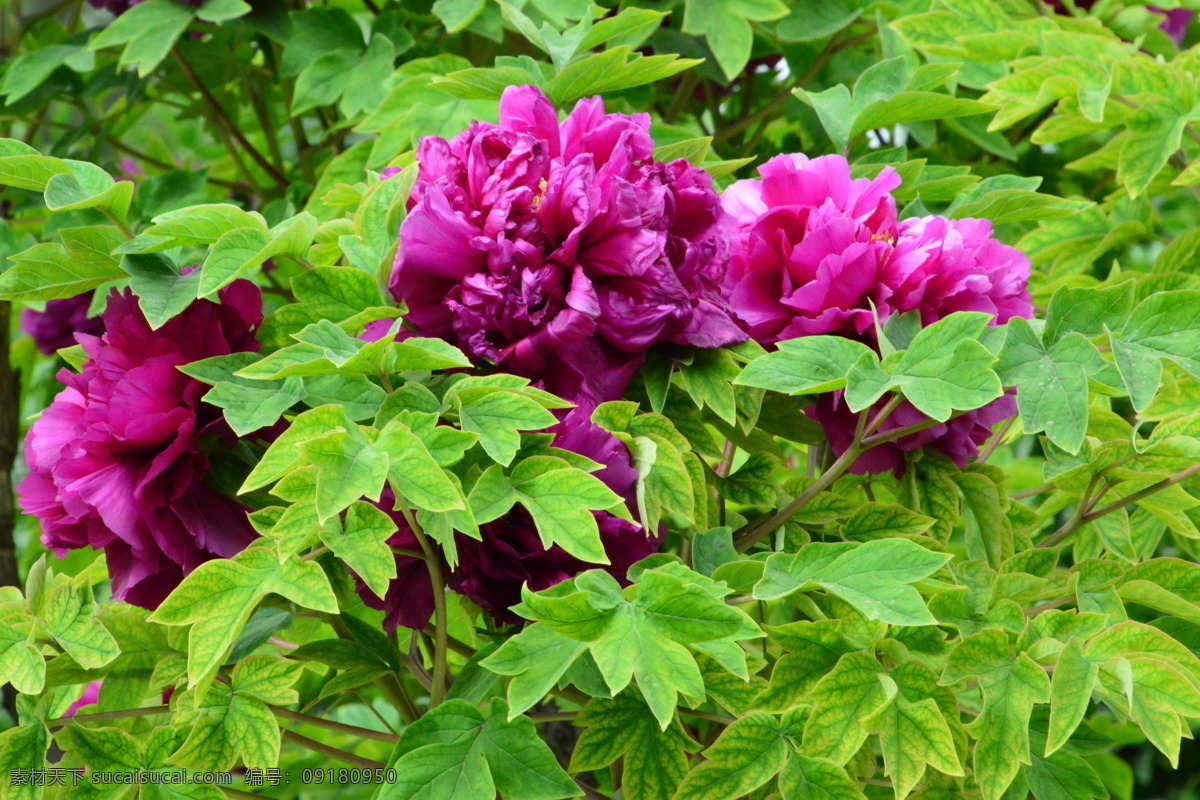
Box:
[388,85,745,404]
[18,284,263,609]
[721,153,1030,343]
[20,292,104,356]
[723,153,1032,475]
[360,407,659,629]
[63,681,103,717]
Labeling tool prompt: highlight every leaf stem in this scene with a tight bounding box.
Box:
[397,498,448,707]
[47,705,171,728]
[267,704,398,743]
[1038,462,1200,548]
[172,48,289,187]
[282,729,385,769]
[734,395,912,551]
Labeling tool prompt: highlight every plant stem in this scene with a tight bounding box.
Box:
[1039,463,1200,548]
[48,705,171,728]
[282,729,385,769]
[222,788,271,800]
[172,48,288,188]
[1012,483,1055,501]
[977,415,1016,463]
[267,704,398,743]
[397,500,448,707]
[734,396,908,551]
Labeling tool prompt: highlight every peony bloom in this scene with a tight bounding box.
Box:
[723,153,1032,475]
[87,0,203,15]
[20,293,104,356]
[18,284,263,609]
[63,681,103,717]
[361,407,659,629]
[811,391,1019,475]
[355,490,436,633]
[388,84,745,404]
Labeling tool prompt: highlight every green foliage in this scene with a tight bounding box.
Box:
[6,1,1200,799]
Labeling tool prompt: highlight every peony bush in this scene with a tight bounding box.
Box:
[3,2,1200,800]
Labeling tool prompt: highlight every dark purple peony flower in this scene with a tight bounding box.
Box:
[388,84,745,405]
[361,407,659,630]
[811,391,1019,475]
[87,0,202,15]
[722,153,1032,475]
[18,284,263,609]
[20,292,104,356]
[355,490,437,633]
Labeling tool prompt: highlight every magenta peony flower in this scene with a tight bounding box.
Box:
[388,85,745,404]
[20,292,104,356]
[1046,0,1192,44]
[18,284,263,609]
[723,153,1032,475]
[63,681,103,717]
[361,407,659,630]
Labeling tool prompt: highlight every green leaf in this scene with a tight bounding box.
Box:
[380,699,579,800]
[736,337,874,396]
[180,353,304,436]
[514,567,759,729]
[149,546,337,690]
[241,406,356,492]
[1024,747,1107,800]
[199,214,316,297]
[1045,639,1098,756]
[122,253,202,330]
[943,629,1051,800]
[482,625,589,717]
[679,348,740,424]
[841,503,935,541]
[753,620,856,712]
[41,582,118,669]
[507,458,624,563]
[1118,558,1200,628]
[672,712,789,800]
[321,501,398,598]
[455,389,559,466]
[755,539,950,626]
[196,0,251,23]
[570,694,700,800]
[866,663,963,797]
[997,318,1098,453]
[803,651,895,764]
[0,620,45,694]
[299,431,389,522]
[44,161,134,222]
[170,655,303,770]
[778,755,867,800]
[89,0,196,76]
[884,312,1003,421]
[681,0,786,81]
[374,421,464,513]
[0,243,125,301]
[1119,98,1190,197]
[850,92,995,141]
[0,724,50,800]
[1,44,89,103]
[1109,291,1200,411]
[433,0,485,33]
